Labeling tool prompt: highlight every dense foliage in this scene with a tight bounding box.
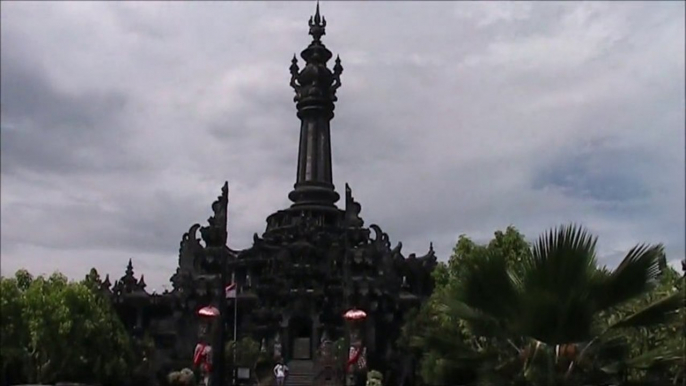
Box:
[225,337,273,384]
[401,225,684,386]
[225,336,263,368]
[0,269,137,386]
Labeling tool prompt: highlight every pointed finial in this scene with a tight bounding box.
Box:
[290,54,299,77]
[138,275,147,290]
[308,0,326,42]
[289,54,300,101]
[126,259,134,276]
[333,55,343,76]
[315,1,321,23]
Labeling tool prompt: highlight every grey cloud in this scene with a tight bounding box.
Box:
[1,188,205,255]
[1,1,683,287]
[0,34,140,177]
[533,146,652,203]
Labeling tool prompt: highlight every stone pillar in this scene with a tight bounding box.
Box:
[136,306,144,330]
[280,316,290,362]
[311,314,320,359]
[365,315,375,352]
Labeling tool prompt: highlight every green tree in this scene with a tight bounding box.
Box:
[225,336,263,367]
[401,225,684,386]
[400,226,533,385]
[83,267,104,292]
[0,273,30,385]
[15,268,34,290]
[446,224,682,385]
[449,226,532,281]
[0,269,136,386]
[224,337,267,383]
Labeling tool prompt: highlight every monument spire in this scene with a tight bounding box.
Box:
[288,1,343,209]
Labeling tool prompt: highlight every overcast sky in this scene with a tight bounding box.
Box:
[1,1,684,290]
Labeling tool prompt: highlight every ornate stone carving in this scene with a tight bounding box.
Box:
[200,182,228,248]
[344,184,364,228]
[289,3,343,105]
[101,274,112,293]
[112,259,148,296]
[179,224,203,273]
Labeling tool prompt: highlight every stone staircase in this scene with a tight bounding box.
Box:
[287,359,315,386]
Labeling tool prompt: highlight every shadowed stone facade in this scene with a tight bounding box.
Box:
[103,4,436,386]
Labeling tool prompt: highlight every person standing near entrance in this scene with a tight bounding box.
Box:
[273,360,289,386]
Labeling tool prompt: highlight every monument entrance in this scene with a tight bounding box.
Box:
[290,314,313,360]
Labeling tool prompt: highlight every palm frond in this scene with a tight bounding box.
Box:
[622,340,684,369]
[518,284,601,345]
[517,224,599,344]
[607,291,683,330]
[593,335,631,363]
[443,297,510,339]
[419,330,474,355]
[598,244,665,310]
[525,224,598,299]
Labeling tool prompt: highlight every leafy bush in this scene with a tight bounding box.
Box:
[167,368,196,386]
[366,370,383,386]
[225,337,263,368]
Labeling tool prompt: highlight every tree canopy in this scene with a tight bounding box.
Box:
[401,225,684,386]
[0,269,136,386]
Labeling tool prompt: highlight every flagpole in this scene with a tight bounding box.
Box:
[233,273,238,344]
[229,273,237,386]
[343,184,351,386]
[214,255,227,386]
[216,182,229,386]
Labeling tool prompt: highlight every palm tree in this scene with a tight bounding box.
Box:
[446,224,683,385]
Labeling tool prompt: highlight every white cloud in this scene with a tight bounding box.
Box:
[454,1,533,27]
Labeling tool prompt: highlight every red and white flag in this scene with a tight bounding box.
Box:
[225,283,237,299]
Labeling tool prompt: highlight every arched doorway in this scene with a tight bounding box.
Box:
[289,314,313,360]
